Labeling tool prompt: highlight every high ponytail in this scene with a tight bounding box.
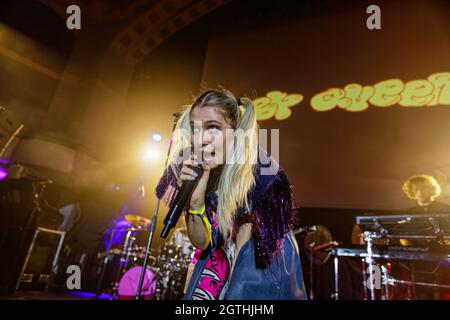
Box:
[168,105,192,178]
[216,97,258,240]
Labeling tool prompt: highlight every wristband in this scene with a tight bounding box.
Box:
[188,203,212,246]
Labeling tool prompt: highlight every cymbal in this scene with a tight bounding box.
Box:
[99,248,123,258]
[125,214,151,229]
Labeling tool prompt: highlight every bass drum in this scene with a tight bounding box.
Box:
[118,266,157,300]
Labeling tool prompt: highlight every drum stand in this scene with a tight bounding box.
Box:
[96,229,115,298]
[96,227,138,299]
[111,228,136,297]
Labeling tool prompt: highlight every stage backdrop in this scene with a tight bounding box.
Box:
[200,0,450,210]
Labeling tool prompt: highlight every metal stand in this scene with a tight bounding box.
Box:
[363,231,382,300]
[25,180,50,229]
[15,227,66,291]
[386,278,450,289]
[333,256,339,300]
[381,264,390,300]
[95,229,115,297]
[135,113,180,300]
[135,203,160,300]
[361,259,368,300]
[112,228,135,296]
[309,248,314,300]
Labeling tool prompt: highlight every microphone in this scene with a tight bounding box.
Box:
[293,225,317,235]
[160,164,204,238]
[313,241,340,252]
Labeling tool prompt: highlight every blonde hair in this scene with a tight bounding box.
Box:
[167,88,258,240]
[402,174,442,201]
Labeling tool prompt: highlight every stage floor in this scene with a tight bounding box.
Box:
[0,290,114,300]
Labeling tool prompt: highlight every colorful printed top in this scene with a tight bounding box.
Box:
[190,205,231,300]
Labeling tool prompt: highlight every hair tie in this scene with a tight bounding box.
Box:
[236,98,242,106]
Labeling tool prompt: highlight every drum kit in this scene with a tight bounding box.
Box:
[96,213,194,300]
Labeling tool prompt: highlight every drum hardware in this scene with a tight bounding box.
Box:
[96,220,153,299]
[96,241,193,300]
[124,215,151,231]
[110,227,135,296]
[152,243,193,300]
[95,216,196,300]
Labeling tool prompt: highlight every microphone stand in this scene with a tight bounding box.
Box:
[135,112,180,300]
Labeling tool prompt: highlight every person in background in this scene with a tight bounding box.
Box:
[402,174,450,214]
[352,174,450,246]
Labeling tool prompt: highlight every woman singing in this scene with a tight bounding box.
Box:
[156,88,306,300]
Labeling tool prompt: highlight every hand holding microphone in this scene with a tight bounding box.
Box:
[160,153,212,238]
[180,154,212,211]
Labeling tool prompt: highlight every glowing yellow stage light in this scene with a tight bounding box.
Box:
[152,133,162,142]
[143,148,161,160]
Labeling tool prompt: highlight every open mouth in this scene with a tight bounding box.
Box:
[203,150,216,160]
